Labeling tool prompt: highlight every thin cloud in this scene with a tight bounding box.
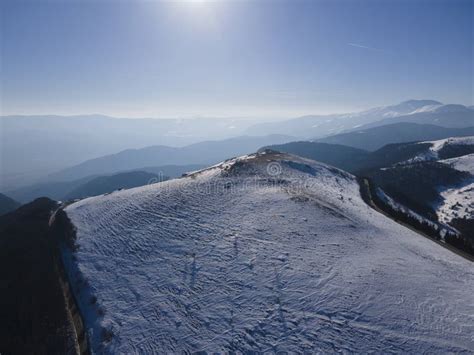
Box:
[348,42,381,51]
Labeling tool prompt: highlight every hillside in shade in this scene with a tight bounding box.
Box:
[5,164,204,204]
[0,193,20,215]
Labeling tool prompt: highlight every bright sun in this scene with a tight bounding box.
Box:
[171,0,220,31]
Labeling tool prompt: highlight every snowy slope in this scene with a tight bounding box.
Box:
[437,182,474,223]
[437,154,474,223]
[428,136,474,153]
[63,152,474,353]
[440,153,474,175]
[405,136,474,163]
[391,139,474,226]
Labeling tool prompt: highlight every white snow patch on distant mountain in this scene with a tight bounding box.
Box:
[341,100,444,120]
[411,104,444,114]
[410,104,471,115]
[63,152,474,353]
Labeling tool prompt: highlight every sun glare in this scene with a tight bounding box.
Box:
[170,0,221,32]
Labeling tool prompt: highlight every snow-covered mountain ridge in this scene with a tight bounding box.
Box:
[401,136,474,164]
[427,136,474,154]
[342,99,444,119]
[63,152,474,353]
[246,100,474,138]
[440,153,474,175]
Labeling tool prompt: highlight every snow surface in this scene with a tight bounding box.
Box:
[436,154,474,224]
[64,152,474,353]
[427,136,474,153]
[411,104,444,114]
[440,153,474,175]
[397,139,474,224]
[403,136,474,164]
[437,182,474,224]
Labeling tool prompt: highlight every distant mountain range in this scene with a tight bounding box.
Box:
[6,164,204,203]
[0,115,254,189]
[315,123,474,151]
[48,135,294,182]
[360,105,473,130]
[246,100,473,138]
[16,123,472,203]
[2,100,472,191]
[63,171,165,200]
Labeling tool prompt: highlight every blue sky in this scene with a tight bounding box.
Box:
[1,0,472,118]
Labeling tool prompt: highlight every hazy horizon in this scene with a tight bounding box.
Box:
[1,97,472,121]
